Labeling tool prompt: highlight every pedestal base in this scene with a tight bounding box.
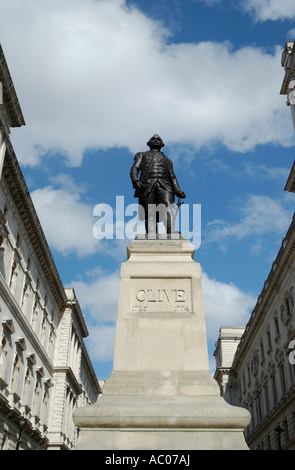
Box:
[74,240,250,450]
[75,428,249,451]
[74,394,250,450]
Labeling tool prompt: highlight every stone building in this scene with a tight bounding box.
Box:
[214,42,295,450]
[213,327,245,406]
[281,41,295,196]
[0,45,100,450]
[214,212,295,450]
[281,42,295,129]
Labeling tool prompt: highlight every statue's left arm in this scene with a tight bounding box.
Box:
[167,158,186,199]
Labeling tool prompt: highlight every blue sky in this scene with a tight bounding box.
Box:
[1,0,295,378]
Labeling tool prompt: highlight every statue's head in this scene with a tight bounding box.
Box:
[147,134,165,149]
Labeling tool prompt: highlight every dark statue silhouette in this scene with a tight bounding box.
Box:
[130,134,186,236]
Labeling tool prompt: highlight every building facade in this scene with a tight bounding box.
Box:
[0,45,100,450]
[215,214,295,450]
[281,41,295,195]
[214,42,295,450]
[214,327,245,406]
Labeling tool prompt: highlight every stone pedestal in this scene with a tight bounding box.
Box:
[74,239,250,450]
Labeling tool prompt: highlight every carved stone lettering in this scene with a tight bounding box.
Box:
[131,278,192,313]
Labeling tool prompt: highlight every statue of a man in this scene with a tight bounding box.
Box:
[130,134,186,235]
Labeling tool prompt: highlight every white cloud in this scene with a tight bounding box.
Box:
[243,164,290,181]
[206,194,293,249]
[202,271,255,340]
[85,324,116,363]
[194,0,220,5]
[242,0,295,21]
[30,185,99,256]
[68,268,119,365]
[30,178,142,258]
[70,269,120,323]
[0,0,292,167]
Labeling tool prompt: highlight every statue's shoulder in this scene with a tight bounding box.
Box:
[134,151,147,159]
[162,152,172,164]
[133,151,151,166]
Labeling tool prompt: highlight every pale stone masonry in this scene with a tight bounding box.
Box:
[0,44,99,450]
[214,327,245,406]
[281,41,295,131]
[74,239,250,450]
[214,214,295,450]
[281,41,295,193]
[214,40,295,451]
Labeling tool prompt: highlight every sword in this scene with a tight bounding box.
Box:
[172,198,183,230]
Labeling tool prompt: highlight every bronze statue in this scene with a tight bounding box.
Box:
[130,134,186,235]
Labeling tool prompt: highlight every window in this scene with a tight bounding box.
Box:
[22,365,33,406]
[274,317,280,336]
[11,353,21,394]
[32,377,41,417]
[260,341,265,362]
[255,392,262,423]
[267,330,272,352]
[21,282,29,315]
[279,364,286,396]
[40,314,46,346]
[48,328,55,359]
[41,382,50,425]
[271,374,277,404]
[264,383,270,415]
[0,335,8,382]
[31,298,39,330]
[9,260,18,294]
[285,298,291,317]
[1,432,9,450]
[284,418,289,444]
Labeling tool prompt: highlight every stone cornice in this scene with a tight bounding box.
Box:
[2,142,67,310]
[285,160,295,193]
[65,288,88,338]
[0,44,25,129]
[280,42,295,95]
[53,366,82,397]
[232,213,295,372]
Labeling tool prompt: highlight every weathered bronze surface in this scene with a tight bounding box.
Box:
[130,135,186,235]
